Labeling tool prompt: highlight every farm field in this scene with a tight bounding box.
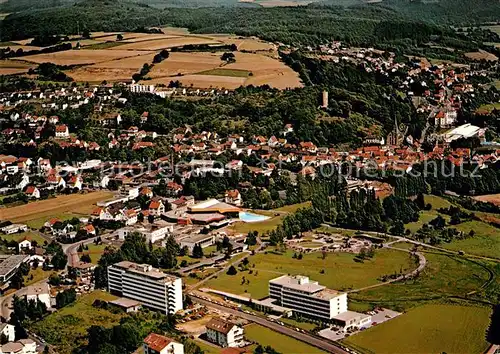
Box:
[349,252,491,311]
[30,291,122,353]
[147,52,225,78]
[0,191,114,223]
[10,30,300,89]
[473,193,500,206]
[464,50,498,61]
[17,49,153,65]
[110,37,221,51]
[206,248,416,299]
[244,324,326,353]
[343,304,491,354]
[67,52,157,82]
[0,59,35,75]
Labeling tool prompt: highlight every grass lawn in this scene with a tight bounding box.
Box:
[194,340,221,354]
[0,231,45,245]
[230,202,311,235]
[349,252,491,311]
[477,102,500,113]
[198,68,251,77]
[206,249,416,299]
[244,324,327,354]
[297,241,323,248]
[24,267,54,286]
[405,195,453,234]
[30,291,122,353]
[343,304,491,354]
[442,220,500,259]
[80,243,111,264]
[83,41,125,50]
[25,213,81,229]
[281,317,318,331]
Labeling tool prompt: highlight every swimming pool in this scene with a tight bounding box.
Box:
[239,211,271,223]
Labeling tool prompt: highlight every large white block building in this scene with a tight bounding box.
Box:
[269,275,348,321]
[107,261,183,315]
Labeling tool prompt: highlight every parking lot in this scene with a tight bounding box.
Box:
[319,308,402,341]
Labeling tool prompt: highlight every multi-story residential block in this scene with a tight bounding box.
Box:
[205,318,244,348]
[269,275,347,321]
[107,261,182,315]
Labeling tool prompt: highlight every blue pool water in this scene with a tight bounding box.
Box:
[239,211,271,223]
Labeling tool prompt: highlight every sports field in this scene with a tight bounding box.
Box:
[206,249,416,299]
[343,304,491,354]
[0,191,114,223]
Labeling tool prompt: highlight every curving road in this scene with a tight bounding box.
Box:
[192,296,350,354]
[348,246,426,293]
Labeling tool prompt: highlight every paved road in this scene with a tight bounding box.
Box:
[0,278,49,320]
[192,296,349,354]
[63,231,115,268]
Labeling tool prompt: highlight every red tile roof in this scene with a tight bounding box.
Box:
[143,333,174,352]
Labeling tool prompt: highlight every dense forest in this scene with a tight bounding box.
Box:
[0,0,487,52]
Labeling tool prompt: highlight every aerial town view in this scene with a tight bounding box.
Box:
[2,0,500,353]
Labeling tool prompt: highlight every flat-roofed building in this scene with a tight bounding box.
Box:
[179,234,216,252]
[0,255,30,286]
[107,261,182,315]
[269,275,347,321]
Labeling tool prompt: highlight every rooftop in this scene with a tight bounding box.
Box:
[143,333,175,352]
[0,255,29,277]
[270,275,325,294]
[332,310,371,322]
[206,317,237,334]
[109,297,142,309]
[111,261,178,283]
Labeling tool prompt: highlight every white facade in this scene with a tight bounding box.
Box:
[206,318,244,348]
[269,275,347,321]
[107,261,182,315]
[22,283,51,309]
[130,83,155,93]
[0,323,15,342]
[143,333,184,354]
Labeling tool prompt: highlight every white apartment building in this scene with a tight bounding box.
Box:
[129,83,155,94]
[269,275,347,321]
[107,261,182,315]
[205,318,244,348]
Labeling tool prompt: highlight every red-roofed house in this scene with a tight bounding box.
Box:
[225,189,242,206]
[149,200,165,216]
[25,186,40,199]
[143,333,184,354]
[83,224,96,236]
[55,124,69,138]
